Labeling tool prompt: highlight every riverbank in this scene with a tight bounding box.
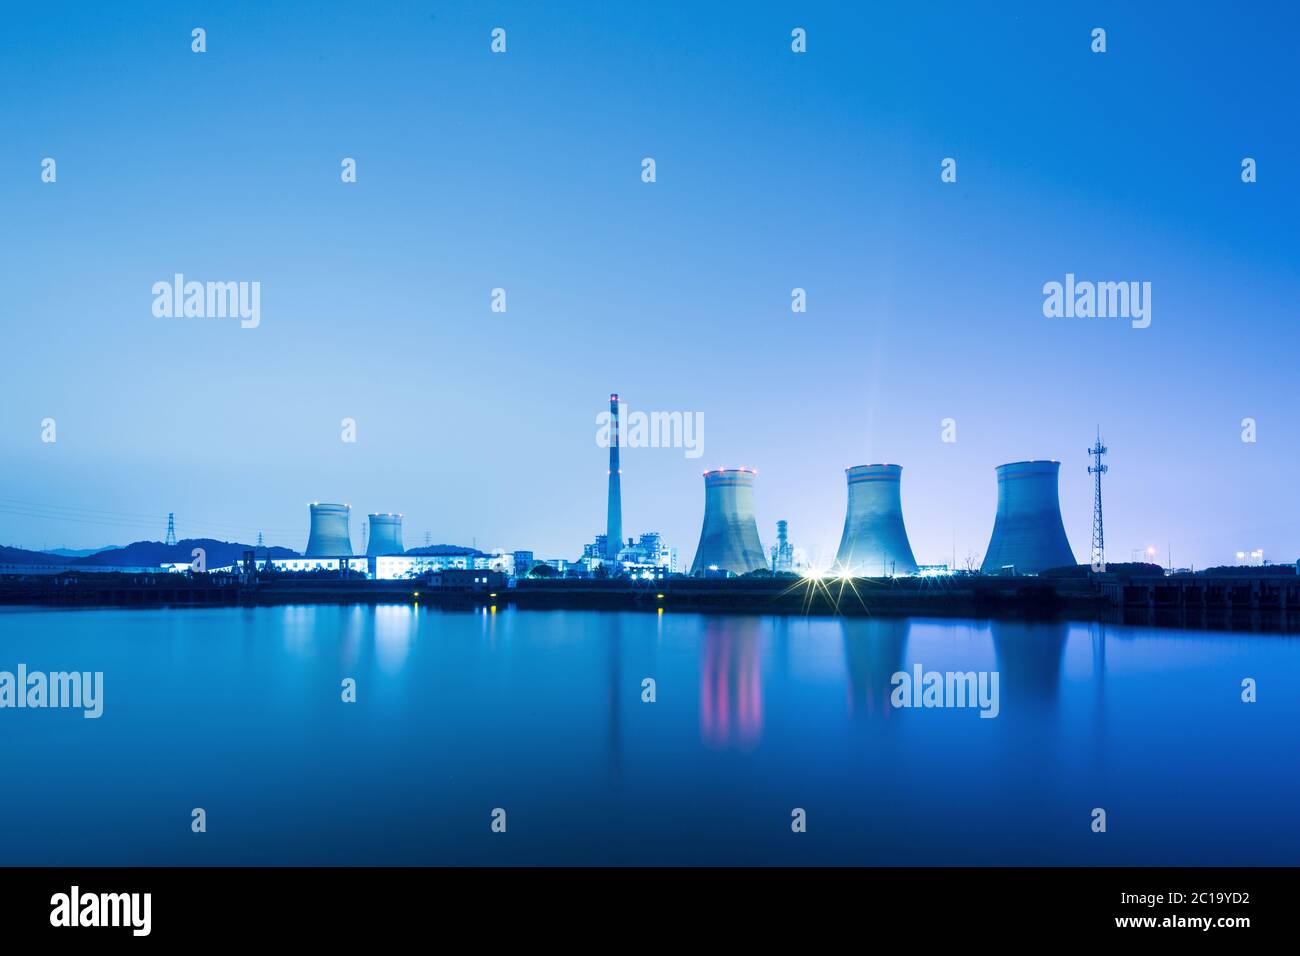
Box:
[3,571,1298,631]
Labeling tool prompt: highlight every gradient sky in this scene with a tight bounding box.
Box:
[2,1,1297,569]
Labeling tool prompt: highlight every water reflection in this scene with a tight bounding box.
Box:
[700,618,763,749]
[606,615,623,782]
[989,619,1068,710]
[840,618,911,719]
[374,604,414,672]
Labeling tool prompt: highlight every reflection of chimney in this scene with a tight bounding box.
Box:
[606,393,622,560]
[840,618,910,718]
[700,621,763,748]
[990,619,1069,705]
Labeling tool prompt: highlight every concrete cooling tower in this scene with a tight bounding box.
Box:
[835,464,918,577]
[690,469,767,576]
[981,461,1076,574]
[366,513,404,556]
[305,502,352,557]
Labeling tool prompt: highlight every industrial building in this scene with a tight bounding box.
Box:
[835,464,919,577]
[981,460,1077,574]
[580,532,677,577]
[305,503,352,557]
[690,468,767,576]
[770,520,795,573]
[366,513,403,556]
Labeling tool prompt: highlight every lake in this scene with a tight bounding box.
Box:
[1,605,1296,865]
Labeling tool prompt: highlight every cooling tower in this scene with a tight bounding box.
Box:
[305,502,352,557]
[366,513,403,556]
[835,464,918,577]
[981,460,1076,574]
[690,469,767,576]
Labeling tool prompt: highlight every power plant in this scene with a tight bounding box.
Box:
[981,461,1076,574]
[366,513,404,556]
[606,393,623,561]
[690,469,767,576]
[305,502,353,557]
[835,464,918,577]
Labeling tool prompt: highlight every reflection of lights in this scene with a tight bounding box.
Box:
[374,605,414,672]
[701,626,762,749]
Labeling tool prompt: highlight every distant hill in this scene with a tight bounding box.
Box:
[1041,562,1165,578]
[2,539,298,568]
[76,539,298,568]
[1194,564,1297,577]
[0,545,64,565]
[41,546,117,558]
[404,544,482,557]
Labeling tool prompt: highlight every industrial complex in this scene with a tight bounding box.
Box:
[6,392,1292,597]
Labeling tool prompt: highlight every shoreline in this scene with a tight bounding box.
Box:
[2,572,1298,633]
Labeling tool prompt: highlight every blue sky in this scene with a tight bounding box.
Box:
[2,1,1296,569]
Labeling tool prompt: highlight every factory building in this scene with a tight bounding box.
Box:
[690,468,767,576]
[835,464,918,577]
[580,532,677,577]
[305,502,352,557]
[981,460,1077,575]
[770,520,795,574]
[366,513,403,556]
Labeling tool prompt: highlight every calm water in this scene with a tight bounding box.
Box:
[1,605,1297,865]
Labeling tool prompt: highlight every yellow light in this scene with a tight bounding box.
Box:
[656,593,664,599]
[413,592,420,597]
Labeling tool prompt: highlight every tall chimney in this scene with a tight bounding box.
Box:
[606,393,623,560]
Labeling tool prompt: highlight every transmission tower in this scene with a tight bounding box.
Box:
[256,530,264,548]
[165,512,176,546]
[1087,429,1108,571]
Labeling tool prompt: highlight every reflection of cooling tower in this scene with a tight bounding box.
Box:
[366,513,403,556]
[835,464,918,576]
[305,502,352,556]
[981,461,1076,574]
[690,469,767,575]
